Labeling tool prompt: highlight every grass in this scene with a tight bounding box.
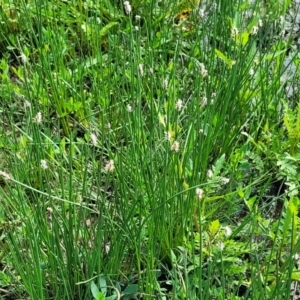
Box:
[0,0,300,299]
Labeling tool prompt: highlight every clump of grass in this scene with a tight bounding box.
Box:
[0,0,300,299]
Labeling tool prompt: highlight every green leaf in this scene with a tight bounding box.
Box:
[91,282,106,300]
[98,275,107,295]
[245,196,256,211]
[0,272,11,286]
[106,296,117,300]
[100,22,119,37]
[291,270,300,280]
[91,281,99,298]
[240,31,249,46]
[209,219,220,236]
[123,284,138,295]
[212,153,226,176]
[158,112,166,127]
[214,49,235,68]
[263,49,287,61]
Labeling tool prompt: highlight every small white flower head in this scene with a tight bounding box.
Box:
[199,63,208,78]
[199,8,205,18]
[163,78,168,90]
[211,3,217,10]
[207,169,213,179]
[106,122,111,130]
[279,29,286,38]
[221,177,230,185]
[253,58,259,65]
[135,15,141,21]
[34,111,42,124]
[96,17,101,24]
[232,27,239,37]
[123,1,132,15]
[207,256,213,262]
[40,159,48,170]
[199,62,205,70]
[200,68,208,78]
[90,133,98,146]
[46,206,53,214]
[149,67,154,74]
[20,52,28,64]
[175,99,183,111]
[258,19,263,27]
[105,160,115,173]
[199,129,204,134]
[295,253,300,260]
[224,226,232,237]
[217,242,225,251]
[200,97,207,107]
[104,242,111,254]
[134,26,139,31]
[279,16,285,26]
[0,170,11,180]
[126,104,133,112]
[165,131,172,141]
[293,253,300,266]
[251,26,259,35]
[171,140,180,152]
[211,92,217,98]
[249,68,255,76]
[24,100,31,108]
[196,188,204,199]
[138,63,144,77]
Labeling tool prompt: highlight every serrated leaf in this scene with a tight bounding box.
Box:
[209,219,220,236]
[212,154,226,177]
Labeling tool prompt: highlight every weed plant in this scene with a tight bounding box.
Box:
[0,0,300,299]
